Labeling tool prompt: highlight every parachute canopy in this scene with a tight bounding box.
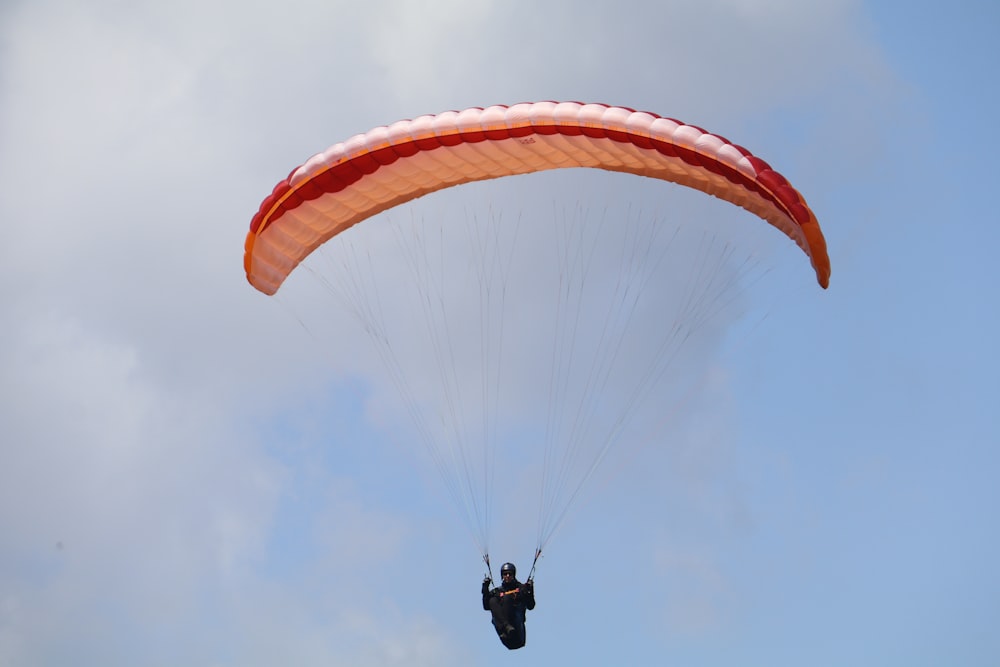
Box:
[244,101,829,295]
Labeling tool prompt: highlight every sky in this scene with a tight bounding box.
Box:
[1,0,998,665]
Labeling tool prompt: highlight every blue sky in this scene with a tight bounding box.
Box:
[1,1,997,665]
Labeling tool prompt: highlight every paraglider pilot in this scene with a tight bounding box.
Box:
[482,562,535,650]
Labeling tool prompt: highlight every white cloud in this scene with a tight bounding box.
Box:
[0,0,899,663]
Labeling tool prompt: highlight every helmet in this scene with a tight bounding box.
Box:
[500,562,516,577]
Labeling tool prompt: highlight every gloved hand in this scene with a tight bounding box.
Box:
[482,577,492,594]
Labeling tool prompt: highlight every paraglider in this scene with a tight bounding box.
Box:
[244,101,829,648]
[482,562,535,650]
[244,101,829,296]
